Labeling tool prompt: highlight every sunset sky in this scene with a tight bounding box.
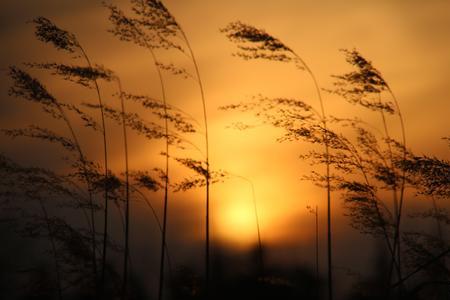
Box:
[1,0,450,296]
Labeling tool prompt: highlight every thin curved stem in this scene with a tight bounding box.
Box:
[78,45,109,295]
[115,77,130,300]
[229,173,264,274]
[292,51,332,300]
[131,185,174,281]
[146,49,170,300]
[124,10,174,297]
[385,85,407,297]
[378,93,403,296]
[177,24,211,297]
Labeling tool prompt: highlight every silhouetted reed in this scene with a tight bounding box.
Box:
[221,21,415,298]
[220,92,407,288]
[31,16,115,294]
[136,2,213,296]
[104,2,201,296]
[400,155,450,199]
[105,1,214,297]
[330,49,408,294]
[307,204,319,297]
[221,21,334,299]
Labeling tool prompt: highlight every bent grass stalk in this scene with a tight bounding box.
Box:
[177,26,211,298]
[105,2,209,296]
[75,46,110,294]
[115,77,130,300]
[291,53,333,300]
[384,86,407,297]
[106,3,172,296]
[220,22,332,299]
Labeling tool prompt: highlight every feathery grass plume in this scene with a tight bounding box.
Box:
[329,49,394,114]
[339,181,392,236]
[155,62,193,79]
[27,62,114,88]
[130,170,162,192]
[172,157,227,192]
[104,3,149,47]
[221,21,334,299]
[91,171,122,195]
[120,92,166,109]
[331,49,408,295]
[120,92,197,133]
[106,1,182,52]
[399,156,450,198]
[7,65,99,284]
[61,103,101,132]
[32,17,80,53]
[220,96,316,137]
[82,102,184,145]
[7,70,98,133]
[220,21,297,64]
[8,66,63,119]
[2,125,77,153]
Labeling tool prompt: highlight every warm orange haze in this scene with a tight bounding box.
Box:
[0,1,449,300]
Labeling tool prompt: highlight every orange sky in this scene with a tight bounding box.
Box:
[1,1,450,287]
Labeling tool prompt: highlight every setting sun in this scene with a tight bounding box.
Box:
[215,191,260,246]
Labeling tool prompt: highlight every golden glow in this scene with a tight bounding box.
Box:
[215,191,259,246]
